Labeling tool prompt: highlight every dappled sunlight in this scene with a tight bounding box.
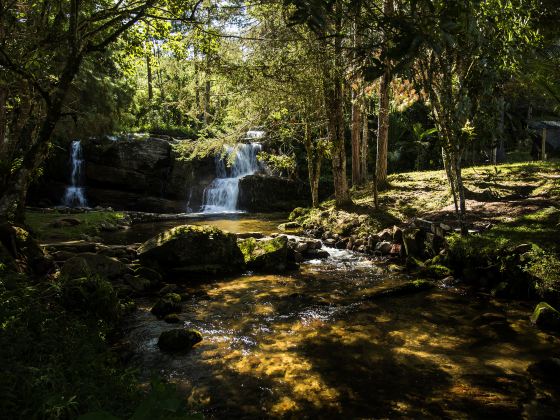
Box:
[124,255,560,417]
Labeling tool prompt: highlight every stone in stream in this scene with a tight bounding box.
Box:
[238,236,289,272]
[157,328,202,352]
[137,225,245,277]
[530,302,560,331]
[61,252,128,279]
[151,292,183,318]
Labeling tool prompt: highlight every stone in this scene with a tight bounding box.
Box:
[163,313,182,324]
[377,228,393,243]
[61,276,121,322]
[236,232,265,239]
[295,242,308,253]
[375,241,392,255]
[323,238,336,247]
[306,249,330,259]
[403,228,426,258]
[134,266,163,284]
[137,225,245,276]
[124,275,152,293]
[238,174,309,212]
[45,240,98,253]
[157,329,202,352]
[530,302,560,331]
[61,253,128,279]
[392,226,403,244]
[151,293,182,318]
[238,235,289,272]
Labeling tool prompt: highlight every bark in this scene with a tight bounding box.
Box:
[375,0,393,190]
[146,53,153,100]
[351,91,363,186]
[0,87,6,147]
[304,123,322,207]
[360,100,369,182]
[204,79,211,125]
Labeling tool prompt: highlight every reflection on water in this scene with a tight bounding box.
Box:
[125,245,560,418]
[101,213,287,244]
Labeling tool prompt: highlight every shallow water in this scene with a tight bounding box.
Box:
[124,238,560,418]
[101,212,287,245]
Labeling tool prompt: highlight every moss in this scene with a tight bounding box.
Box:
[530,302,560,331]
[26,210,126,242]
[238,236,289,272]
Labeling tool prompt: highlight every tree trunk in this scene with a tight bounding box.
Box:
[304,123,321,207]
[204,79,211,125]
[351,91,363,186]
[360,99,369,182]
[375,0,393,190]
[146,53,153,101]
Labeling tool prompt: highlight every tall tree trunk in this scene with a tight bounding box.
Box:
[351,91,363,186]
[304,122,322,207]
[375,0,393,190]
[146,53,153,101]
[204,80,211,125]
[0,87,7,148]
[360,97,369,182]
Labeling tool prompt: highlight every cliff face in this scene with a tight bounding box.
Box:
[29,136,216,212]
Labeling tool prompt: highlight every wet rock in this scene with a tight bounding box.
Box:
[377,228,393,243]
[151,293,182,318]
[530,302,560,331]
[137,225,244,277]
[163,314,182,324]
[527,357,560,386]
[134,266,163,284]
[61,253,128,279]
[392,226,403,244]
[306,249,330,259]
[375,241,392,255]
[295,242,308,253]
[365,280,435,299]
[238,235,289,272]
[45,240,98,254]
[472,312,507,325]
[324,238,336,247]
[159,284,179,295]
[124,275,152,293]
[157,328,202,352]
[61,276,121,322]
[403,228,426,258]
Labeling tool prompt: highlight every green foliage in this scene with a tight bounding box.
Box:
[257,151,297,178]
[0,273,139,419]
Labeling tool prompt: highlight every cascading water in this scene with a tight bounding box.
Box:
[62,140,88,207]
[202,143,262,213]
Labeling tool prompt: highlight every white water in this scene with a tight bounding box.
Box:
[62,140,88,207]
[201,143,262,213]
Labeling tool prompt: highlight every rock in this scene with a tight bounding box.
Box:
[324,238,336,247]
[393,227,403,244]
[527,358,560,385]
[403,228,426,258]
[472,312,507,325]
[61,276,121,322]
[151,293,182,318]
[45,240,98,253]
[157,328,202,352]
[238,174,310,212]
[278,222,303,234]
[164,313,181,324]
[375,241,392,255]
[530,302,560,331]
[513,243,532,255]
[159,284,179,295]
[377,228,393,243]
[61,253,128,279]
[51,250,76,262]
[295,242,309,253]
[137,225,245,276]
[389,244,402,256]
[0,224,53,275]
[293,251,304,263]
[134,266,163,284]
[236,232,264,239]
[306,249,330,259]
[238,236,289,272]
[365,280,435,299]
[124,275,152,293]
[49,217,82,228]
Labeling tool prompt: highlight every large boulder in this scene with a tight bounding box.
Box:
[238,236,289,272]
[137,225,245,276]
[61,252,128,279]
[0,224,53,275]
[238,174,310,212]
[158,328,202,352]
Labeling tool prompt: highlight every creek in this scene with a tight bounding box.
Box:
[119,214,559,418]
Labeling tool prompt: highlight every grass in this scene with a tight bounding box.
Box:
[25,210,125,242]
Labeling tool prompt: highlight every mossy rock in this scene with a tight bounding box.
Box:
[61,253,128,279]
[157,329,202,352]
[238,236,289,272]
[0,223,52,275]
[278,222,303,234]
[530,302,560,331]
[134,266,163,284]
[61,275,121,323]
[151,293,182,318]
[164,313,181,324]
[137,225,244,277]
[419,263,453,279]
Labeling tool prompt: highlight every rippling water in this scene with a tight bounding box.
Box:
[123,232,560,418]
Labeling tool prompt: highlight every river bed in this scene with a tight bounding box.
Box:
[121,215,560,418]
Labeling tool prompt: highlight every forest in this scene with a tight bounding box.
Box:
[1,0,560,418]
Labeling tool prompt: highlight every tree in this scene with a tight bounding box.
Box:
[0,0,201,222]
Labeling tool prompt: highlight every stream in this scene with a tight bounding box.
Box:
[119,214,559,418]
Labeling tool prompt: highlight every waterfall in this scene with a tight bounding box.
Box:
[202,143,262,213]
[62,140,88,207]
